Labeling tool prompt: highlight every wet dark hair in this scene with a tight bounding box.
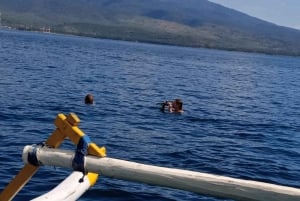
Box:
[175,99,183,110]
[85,94,94,104]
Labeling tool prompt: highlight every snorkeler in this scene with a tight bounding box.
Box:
[161,99,183,113]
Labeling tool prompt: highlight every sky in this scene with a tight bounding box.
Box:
[208,0,300,30]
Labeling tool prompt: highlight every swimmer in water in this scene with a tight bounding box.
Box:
[84,94,94,104]
[161,99,183,113]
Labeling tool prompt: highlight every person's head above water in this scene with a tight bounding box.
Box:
[173,99,183,113]
[160,98,183,113]
[85,94,94,104]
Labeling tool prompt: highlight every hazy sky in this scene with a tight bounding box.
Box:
[208,0,300,30]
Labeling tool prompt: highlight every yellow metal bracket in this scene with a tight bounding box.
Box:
[0,113,106,201]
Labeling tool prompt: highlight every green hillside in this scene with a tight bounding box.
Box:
[1,0,300,56]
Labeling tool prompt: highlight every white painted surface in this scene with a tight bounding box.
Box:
[31,171,90,201]
[23,145,300,201]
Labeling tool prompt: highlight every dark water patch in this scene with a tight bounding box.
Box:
[46,65,57,69]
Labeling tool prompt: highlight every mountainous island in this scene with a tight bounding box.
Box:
[1,0,300,56]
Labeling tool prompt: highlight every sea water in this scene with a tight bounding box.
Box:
[0,29,300,201]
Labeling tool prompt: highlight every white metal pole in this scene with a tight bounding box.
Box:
[23,145,300,201]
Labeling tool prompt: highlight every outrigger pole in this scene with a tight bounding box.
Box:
[1,113,300,201]
[23,145,300,201]
[0,113,106,201]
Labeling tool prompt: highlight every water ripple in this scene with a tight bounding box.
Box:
[1,29,300,200]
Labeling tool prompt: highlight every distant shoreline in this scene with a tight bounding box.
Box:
[1,26,299,58]
[2,0,300,57]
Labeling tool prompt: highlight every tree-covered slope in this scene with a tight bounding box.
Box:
[1,0,300,56]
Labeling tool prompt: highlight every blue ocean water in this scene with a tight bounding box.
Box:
[0,29,300,201]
